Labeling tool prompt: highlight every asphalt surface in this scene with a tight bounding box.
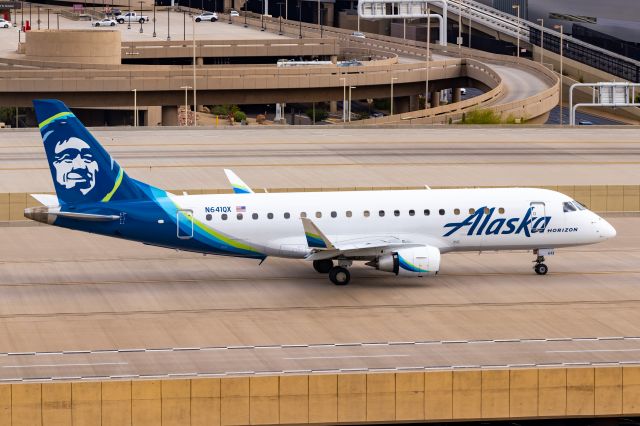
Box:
[0,216,638,381]
[2,127,640,192]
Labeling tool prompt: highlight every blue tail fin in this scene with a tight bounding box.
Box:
[33,99,146,205]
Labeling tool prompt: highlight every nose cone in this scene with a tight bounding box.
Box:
[599,218,617,240]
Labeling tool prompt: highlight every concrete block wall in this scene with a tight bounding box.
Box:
[4,185,640,223]
[1,367,640,425]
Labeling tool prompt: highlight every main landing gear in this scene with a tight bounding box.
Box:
[533,255,548,275]
[313,259,352,285]
[329,266,351,285]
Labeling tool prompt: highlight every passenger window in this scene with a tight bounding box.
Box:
[469,208,475,214]
[284,212,290,219]
[346,211,352,218]
[409,210,415,216]
[379,210,385,217]
[300,212,307,218]
[252,213,258,220]
[394,210,400,217]
[439,209,445,215]
[364,210,370,217]
[331,211,337,218]
[424,209,430,216]
[221,213,228,220]
[267,213,274,219]
[206,214,212,221]
[316,212,322,218]
[498,207,505,214]
[563,202,577,213]
[454,208,460,215]
[237,213,243,220]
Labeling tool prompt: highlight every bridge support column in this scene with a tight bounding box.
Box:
[453,88,462,103]
[330,101,338,113]
[224,0,232,11]
[147,106,162,126]
[323,3,334,26]
[431,91,440,107]
[162,105,179,126]
[409,95,420,111]
[395,96,410,114]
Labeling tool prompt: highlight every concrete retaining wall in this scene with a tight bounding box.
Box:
[1,367,639,425]
[2,185,639,222]
[25,30,121,65]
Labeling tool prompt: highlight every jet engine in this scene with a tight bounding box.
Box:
[370,246,440,276]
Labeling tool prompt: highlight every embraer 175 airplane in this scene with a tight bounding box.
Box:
[25,100,617,285]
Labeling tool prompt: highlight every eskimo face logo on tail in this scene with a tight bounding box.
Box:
[52,137,99,195]
[443,207,551,238]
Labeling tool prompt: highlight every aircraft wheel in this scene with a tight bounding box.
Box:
[329,266,350,285]
[534,263,548,275]
[313,259,333,274]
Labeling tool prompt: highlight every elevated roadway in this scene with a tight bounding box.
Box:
[0,11,558,123]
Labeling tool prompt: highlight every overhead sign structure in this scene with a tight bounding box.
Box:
[358,0,448,46]
[569,82,639,125]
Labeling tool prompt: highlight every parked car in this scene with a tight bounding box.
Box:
[93,18,117,27]
[116,12,149,24]
[0,18,11,28]
[230,10,240,17]
[351,31,366,38]
[194,11,218,22]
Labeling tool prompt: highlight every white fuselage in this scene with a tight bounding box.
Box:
[170,187,616,259]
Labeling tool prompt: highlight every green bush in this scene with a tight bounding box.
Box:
[211,105,241,116]
[305,108,328,122]
[460,109,501,124]
[0,107,16,124]
[233,111,247,122]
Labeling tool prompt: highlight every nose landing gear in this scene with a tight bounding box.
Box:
[533,255,548,275]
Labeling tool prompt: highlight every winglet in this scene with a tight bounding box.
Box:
[301,217,335,250]
[224,169,254,194]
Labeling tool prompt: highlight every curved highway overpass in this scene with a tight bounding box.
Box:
[0,13,558,124]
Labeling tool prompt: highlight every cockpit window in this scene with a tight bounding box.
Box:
[573,201,587,210]
[563,201,577,213]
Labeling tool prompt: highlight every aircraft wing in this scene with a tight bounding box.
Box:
[301,218,422,260]
[223,169,254,194]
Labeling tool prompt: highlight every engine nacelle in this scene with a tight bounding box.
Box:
[375,246,441,276]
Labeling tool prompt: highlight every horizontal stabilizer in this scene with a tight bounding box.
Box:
[301,217,335,250]
[30,194,59,207]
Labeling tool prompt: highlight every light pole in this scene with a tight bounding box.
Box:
[153,1,156,37]
[127,0,131,29]
[192,15,197,126]
[132,89,138,127]
[180,86,192,126]
[167,6,170,40]
[357,4,360,32]
[554,24,564,125]
[425,7,430,108]
[298,0,301,38]
[183,10,186,40]
[47,8,50,29]
[139,0,143,33]
[339,77,346,122]
[512,4,520,58]
[457,3,462,56]
[348,86,356,122]
[390,76,398,115]
[20,0,23,29]
[37,6,40,30]
[317,0,320,38]
[536,18,544,64]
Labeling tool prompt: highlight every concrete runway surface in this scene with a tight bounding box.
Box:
[1,127,640,192]
[0,216,638,381]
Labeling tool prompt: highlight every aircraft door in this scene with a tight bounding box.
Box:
[177,209,194,239]
[529,202,547,234]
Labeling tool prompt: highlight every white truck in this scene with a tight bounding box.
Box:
[117,12,149,24]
